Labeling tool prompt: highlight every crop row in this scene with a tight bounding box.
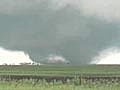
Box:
[0,74,120,86]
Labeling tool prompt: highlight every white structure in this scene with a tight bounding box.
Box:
[0,47,33,65]
[47,54,69,64]
[91,47,120,64]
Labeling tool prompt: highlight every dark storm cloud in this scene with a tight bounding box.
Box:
[0,0,120,64]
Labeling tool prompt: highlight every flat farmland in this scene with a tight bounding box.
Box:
[0,65,119,75]
[0,65,120,90]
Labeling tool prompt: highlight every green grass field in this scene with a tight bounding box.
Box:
[1,84,120,90]
[0,65,120,90]
[0,65,120,75]
[0,79,120,90]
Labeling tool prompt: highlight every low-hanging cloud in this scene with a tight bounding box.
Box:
[0,47,33,65]
[46,54,70,64]
[0,0,120,22]
[0,0,45,15]
[91,47,120,64]
[0,0,120,65]
[51,0,120,22]
[79,0,120,22]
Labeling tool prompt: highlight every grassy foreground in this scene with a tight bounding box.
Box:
[0,65,120,90]
[0,65,120,75]
[0,81,120,90]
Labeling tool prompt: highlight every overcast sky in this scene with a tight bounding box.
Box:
[0,0,120,64]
